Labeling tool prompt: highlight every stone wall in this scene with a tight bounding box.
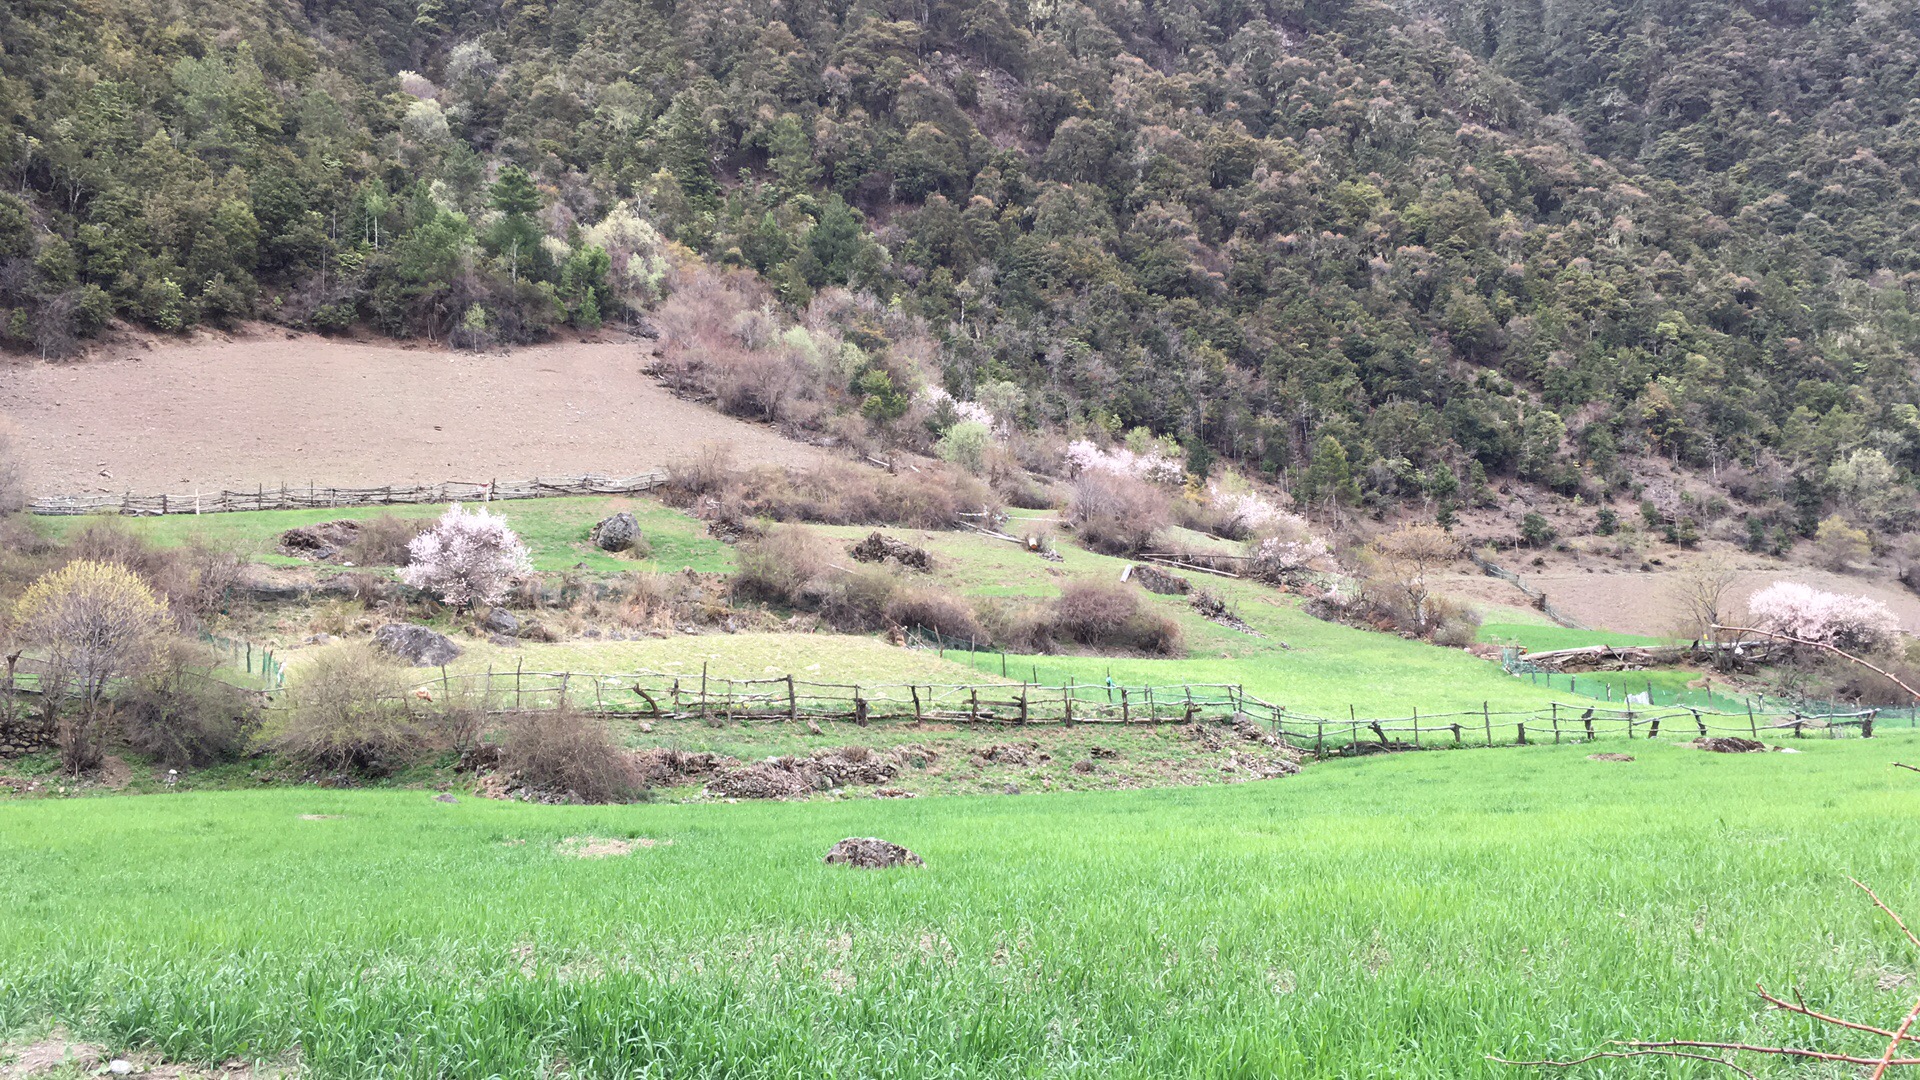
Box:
[0,713,55,756]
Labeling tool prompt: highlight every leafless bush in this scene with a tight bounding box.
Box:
[262,643,424,774]
[1054,580,1140,643]
[664,442,736,500]
[886,585,985,642]
[57,522,243,621]
[0,423,25,514]
[817,565,899,631]
[976,598,1059,653]
[1070,472,1170,555]
[731,525,835,606]
[119,638,260,767]
[342,514,431,566]
[1427,596,1482,648]
[1051,580,1183,656]
[496,707,640,803]
[684,461,997,531]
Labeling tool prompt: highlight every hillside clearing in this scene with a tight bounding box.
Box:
[0,336,826,496]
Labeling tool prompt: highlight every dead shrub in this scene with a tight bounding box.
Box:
[119,638,261,767]
[58,522,244,621]
[1070,473,1169,555]
[665,442,736,501]
[976,598,1058,653]
[732,525,834,606]
[817,565,899,631]
[886,585,985,642]
[427,679,493,757]
[261,643,424,774]
[1050,580,1183,656]
[0,423,25,515]
[1054,580,1140,643]
[342,514,431,566]
[496,707,640,803]
[705,462,997,531]
[1429,597,1482,648]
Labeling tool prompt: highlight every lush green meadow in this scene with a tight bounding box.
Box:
[3,739,1917,1077]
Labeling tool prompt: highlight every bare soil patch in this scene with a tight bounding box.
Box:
[0,1035,280,1078]
[1688,737,1774,753]
[556,835,663,858]
[1588,753,1635,762]
[0,333,827,495]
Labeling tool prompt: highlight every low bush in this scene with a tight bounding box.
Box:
[1070,473,1169,555]
[696,462,998,531]
[342,514,431,566]
[259,644,424,774]
[1052,581,1183,656]
[120,639,259,767]
[886,585,986,643]
[496,707,640,803]
[1427,596,1482,648]
[664,442,736,500]
[731,525,834,606]
[1053,580,1140,644]
[0,423,25,515]
[57,522,244,621]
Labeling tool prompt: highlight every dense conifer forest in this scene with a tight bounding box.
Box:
[4,0,1917,529]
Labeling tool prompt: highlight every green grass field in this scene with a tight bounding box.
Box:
[1476,623,1667,652]
[36,497,733,574]
[3,738,1917,1077]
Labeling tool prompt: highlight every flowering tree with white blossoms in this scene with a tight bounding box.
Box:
[1063,439,1184,485]
[400,503,533,609]
[1745,581,1899,655]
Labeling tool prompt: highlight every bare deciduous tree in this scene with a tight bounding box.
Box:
[1369,524,1456,635]
[1672,553,1739,644]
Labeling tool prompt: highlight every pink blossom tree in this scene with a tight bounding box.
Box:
[1746,581,1899,654]
[400,503,533,609]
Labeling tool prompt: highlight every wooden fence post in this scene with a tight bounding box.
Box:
[699,662,708,722]
[1483,702,1492,747]
[515,657,523,710]
[1516,721,1527,745]
[1411,707,1420,748]
[911,685,922,723]
[853,686,867,726]
[1748,702,1759,739]
[1064,679,1074,724]
[1121,688,1130,723]
[787,675,797,722]
[1315,718,1325,757]
[1864,710,1877,739]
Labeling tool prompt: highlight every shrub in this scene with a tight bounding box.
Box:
[62,522,246,620]
[496,707,639,803]
[0,422,24,514]
[1070,472,1169,555]
[1367,523,1456,636]
[343,514,432,566]
[934,420,992,473]
[262,644,423,773]
[976,598,1058,653]
[1054,580,1139,643]
[15,559,170,773]
[1520,512,1556,547]
[886,585,985,642]
[1427,596,1482,648]
[400,503,533,609]
[120,639,259,767]
[664,442,736,500]
[732,525,834,606]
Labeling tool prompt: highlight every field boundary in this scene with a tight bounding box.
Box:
[26,472,668,517]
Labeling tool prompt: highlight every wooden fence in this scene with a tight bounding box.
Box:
[1269,699,1886,755]
[26,472,668,517]
[402,665,1264,726]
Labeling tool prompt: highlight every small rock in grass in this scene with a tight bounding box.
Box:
[824,837,923,869]
[109,1060,133,1075]
[434,793,459,803]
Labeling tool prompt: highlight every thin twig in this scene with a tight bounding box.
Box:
[1876,996,1920,1079]
[1853,878,1920,953]
[1895,763,1920,774]
[1759,982,1903,1039]
[1625,1039,1920,1065]
[1712,624,1920,702]
[1488,1048,1755,1077]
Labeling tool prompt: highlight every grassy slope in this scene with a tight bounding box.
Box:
[36,497,733,574]
[2,738,1916,1076]
[48,498,1564,715]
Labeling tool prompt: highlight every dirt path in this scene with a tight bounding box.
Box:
[0,333,827,495]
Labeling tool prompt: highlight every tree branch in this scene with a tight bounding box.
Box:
[1712,624,1920,703]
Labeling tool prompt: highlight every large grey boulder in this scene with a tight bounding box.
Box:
[373,623,463,667]
[483,607,519,635]
[591,512,640,552]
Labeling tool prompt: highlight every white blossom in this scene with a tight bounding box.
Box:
[400,503,533,609]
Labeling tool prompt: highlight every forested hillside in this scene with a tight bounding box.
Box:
[3,0,1917,533]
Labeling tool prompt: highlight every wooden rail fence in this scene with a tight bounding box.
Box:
[26,472,668,517]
